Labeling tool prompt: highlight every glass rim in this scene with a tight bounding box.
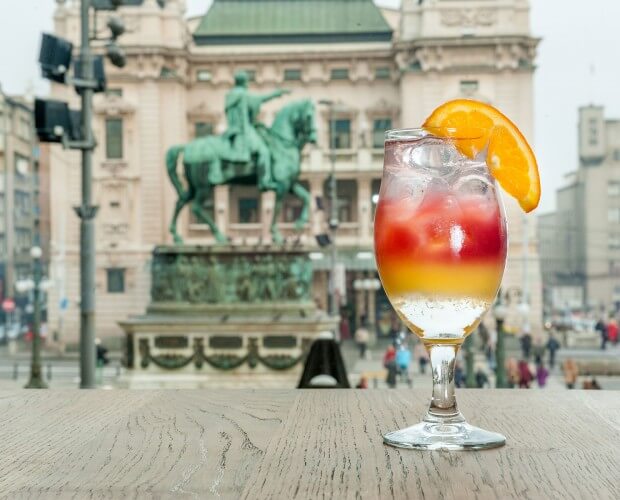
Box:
[385,127,485,141]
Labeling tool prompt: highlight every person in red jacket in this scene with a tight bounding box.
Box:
[607,319,618,345]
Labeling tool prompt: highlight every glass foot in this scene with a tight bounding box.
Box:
[383,420,506,451]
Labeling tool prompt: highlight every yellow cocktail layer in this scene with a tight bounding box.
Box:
[378,259,504,301]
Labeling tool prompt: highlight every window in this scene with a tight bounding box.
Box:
[323,179,357,222]
[238,198,259,223]
[460,80,479,94]
[160,66,176,78]
[284,68,301,81]
[609,234,620,251]
[375,67,391,80]
[15,229,31,250]
[608,182,620,196]
[196,70,212,82]
[195,122,214,138]
[18,116,31,140]
[614,149,620,162]
[608,208,620,223]
[106,268,125,293]
[14,191,30,214]
[328,119,351,149]
[330,68,349,80]
[106,88,123,97]
[372,118,392,148]
[588,118,598,146]
[110,201,120,208]
[105,118,123,159]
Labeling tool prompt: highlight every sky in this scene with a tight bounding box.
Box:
[1,0,619,213]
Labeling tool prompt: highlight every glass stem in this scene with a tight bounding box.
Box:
[424,344,465,424]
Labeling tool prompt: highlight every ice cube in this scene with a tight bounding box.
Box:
[406,138,461,177]
[453,174,494,198]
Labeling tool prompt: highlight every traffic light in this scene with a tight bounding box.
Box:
[38,33,73,83]
[34,99,73,143]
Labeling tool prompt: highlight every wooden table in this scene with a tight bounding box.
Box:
[0,389,618,499]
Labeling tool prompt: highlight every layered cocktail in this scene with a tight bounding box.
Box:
[375,100,540,450]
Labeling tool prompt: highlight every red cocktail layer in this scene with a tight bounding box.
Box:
[374,192,507,300]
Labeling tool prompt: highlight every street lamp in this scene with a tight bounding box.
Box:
[318,99,340,317]
[464,330,476,388]
[494,299,508,388]
[15,246,53,389]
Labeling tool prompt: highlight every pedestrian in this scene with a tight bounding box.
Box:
[475,368,489,388]
[607,318,618,346]
[517,360,533,388]
[596,318,608,350]
[563,358,579,389]
[520,331,532,360]
[414,342,428,374]
[354,317,370,359]
[339,316,351,341]
[395,344,412,384]
[546,334,560,369]
[506,357,519,388]
[455,362,465,388]
[383,345,398,388]
[536,362,549,388]
[356,376,369,389]
[532,337,545,366]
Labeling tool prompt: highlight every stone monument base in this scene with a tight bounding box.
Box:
[120,245,337,384]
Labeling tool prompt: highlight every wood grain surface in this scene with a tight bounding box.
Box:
[0,389,618,499]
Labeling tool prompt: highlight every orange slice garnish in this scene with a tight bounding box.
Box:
[423,99,540,213]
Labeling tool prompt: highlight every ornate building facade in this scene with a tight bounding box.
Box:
[48,0,542,345]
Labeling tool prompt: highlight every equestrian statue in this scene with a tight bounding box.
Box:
[166,70,317,244]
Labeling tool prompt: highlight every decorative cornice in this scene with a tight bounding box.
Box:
[94,95,136,116]
[440,8,497,28]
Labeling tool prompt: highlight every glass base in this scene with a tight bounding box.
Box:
[383,420,506,451]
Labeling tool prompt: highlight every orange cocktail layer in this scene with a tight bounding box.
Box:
[374,192,507,301]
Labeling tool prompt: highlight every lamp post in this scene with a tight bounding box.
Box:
[464,332,476,388]
[16,246,52,389]
[494,300,508,388]
[318,99,340,317]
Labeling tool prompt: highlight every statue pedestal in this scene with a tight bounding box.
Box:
[119,245,336,387]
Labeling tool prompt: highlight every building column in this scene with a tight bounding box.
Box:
[357,177,371,241]
[367,289,377,327]
[214,185,229,236]
[261,191,275,241]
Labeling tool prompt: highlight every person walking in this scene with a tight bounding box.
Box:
[520,332,532,360]
[414,342,428,374]
[395,344,412,384]
[506,357,519,388]
[546,334,560,369]
[596,318,608,350]
[607,318,618,346]
[563,358,579,389]
[536,362,549,388]
[383,345,398,388]
[517,360,534,388]
[532,338,545,366]
[354,317,370,359]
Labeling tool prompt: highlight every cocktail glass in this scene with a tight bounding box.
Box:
[374,128,507,450]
